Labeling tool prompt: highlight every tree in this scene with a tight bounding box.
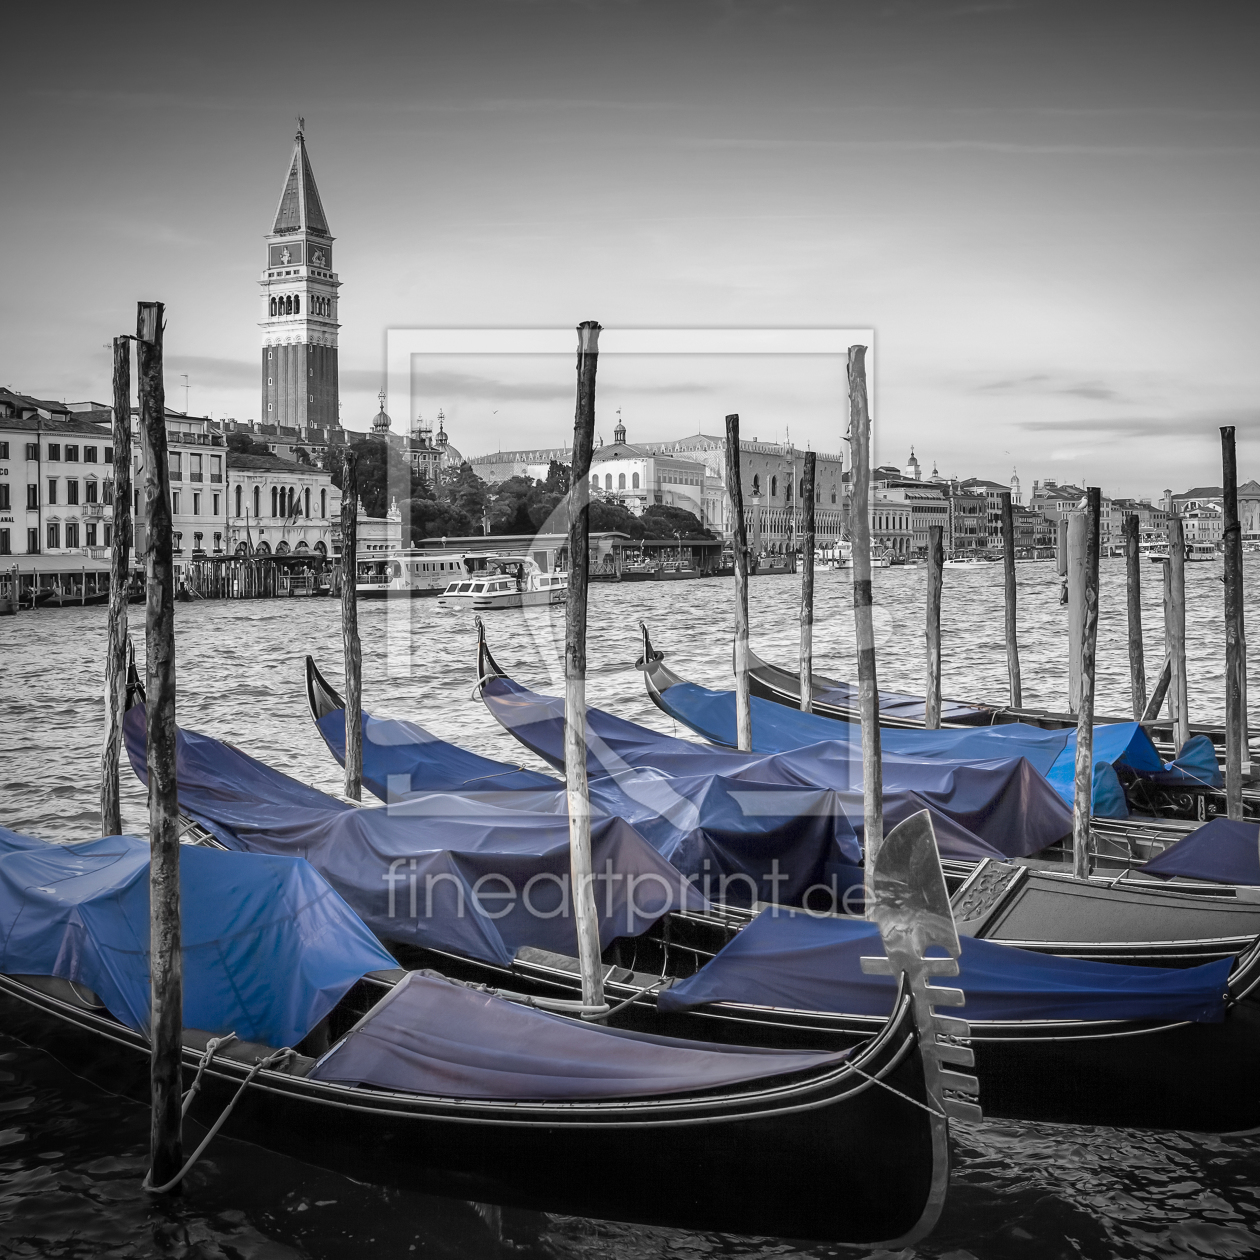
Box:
[226,430,271,457]
[542,458,571,495]
[641,504,712,540]
[351,437,429,517]
[408,498,472,541]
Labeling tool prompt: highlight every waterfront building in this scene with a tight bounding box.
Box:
[1180,504,1224,547]
[869,490,913,556]
[1239,481,1260,542]
[466,446,569,486]
[872,482,948,556]
[0,408,115,589]
[225,451,337,561]
[945,484,987,553]
[643,431,845,551]
[258,125,347,455]
[587,417,709,521]
[1172,485,1223,515]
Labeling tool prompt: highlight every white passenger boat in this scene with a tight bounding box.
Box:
[437,555,567,610]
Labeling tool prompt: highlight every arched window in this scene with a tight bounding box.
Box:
[618,473,626,490]
[591,474,599,488]
[269,297,276,317]
[234,485,242,517]
[253,485,261,517]
[771,475,778,498]
[271,486,279,517]
[304,487,311,517]
[320,488,327,518]
[289,487,297,516]
[605,474,613,490]
[293,295,300,315]
[751,474,760,496]
[632,472,639,489]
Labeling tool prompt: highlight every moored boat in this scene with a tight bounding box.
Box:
[437,555,566,610]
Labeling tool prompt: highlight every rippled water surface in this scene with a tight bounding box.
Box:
[2,557,1259,1259]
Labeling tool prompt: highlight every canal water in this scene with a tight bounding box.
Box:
[2,558,1259,1258]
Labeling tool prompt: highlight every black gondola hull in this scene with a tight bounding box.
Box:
[0,975,945,1244]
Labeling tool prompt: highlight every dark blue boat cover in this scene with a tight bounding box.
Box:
[123,707,703,968]
[649,676,1212,817]
[314,706,862,905]
[1141,818,1260,886]
[0,825,395,1046]
[658,908,1232,1025]
[308,969,849,1099]
[481,677,1070,861]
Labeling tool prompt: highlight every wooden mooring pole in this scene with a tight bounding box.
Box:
[925,524,943,729]
[1067,511,1087,711]
[1221,425,1247,814]
[137,301,182,1190]
[1000,491,1022,708]
[847,346,884,910]
[340,448,362,802]
[1168,511,1190,752]
[799,450,816,713]
[101,335,133,836]
[1072,488,1101,880]
[1123,513,1146,720]
[724,413,752,750]
[565,321,606,1014]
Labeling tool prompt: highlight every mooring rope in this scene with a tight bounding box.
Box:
[844,1062,948,1120]
[143,1044,296,1194]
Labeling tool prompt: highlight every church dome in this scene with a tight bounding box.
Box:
[371,389,391,433]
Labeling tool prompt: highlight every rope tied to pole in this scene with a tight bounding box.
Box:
[143,1044,295,1195]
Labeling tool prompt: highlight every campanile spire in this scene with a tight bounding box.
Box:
[259,126,340,435]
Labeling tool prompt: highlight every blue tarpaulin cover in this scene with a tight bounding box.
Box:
[0,825,395,1046]
[480,676,1070,860]
[647,676,1207,818]
[123,707,704,968]
[1141,818,1260,886]
[308,969,850,1099]
[314,706,863,905]
[658,908,1233,1025]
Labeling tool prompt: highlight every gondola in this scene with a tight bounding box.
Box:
[207,660,1260,1130]
[640,624,1247,826]
[0,817,971,1245]
[739,630,1248,765]
[737,639,1258,822]
[468,628,1260,966]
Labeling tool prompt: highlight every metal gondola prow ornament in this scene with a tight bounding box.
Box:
[861,808,983,1128]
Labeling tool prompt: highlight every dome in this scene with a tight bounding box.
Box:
[371,389,392,433]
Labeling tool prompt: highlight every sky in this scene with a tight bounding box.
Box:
[4,0,1259,499]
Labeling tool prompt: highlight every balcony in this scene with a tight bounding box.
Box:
[189,473,204,483]
[210,474,223,484]
[82,503,108,518]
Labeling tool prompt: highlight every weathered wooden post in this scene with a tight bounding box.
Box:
[799,450,817,713]
[999,491,1022,708]
[1221,426,1247,814]
[1056,516,1069,577]
[1168,511,1190,751]
[848,346,884,910]
[565,321,606,1013]
[1123,513,1146,720]
[1072,488,1101,879]
[136,301,182,1190]
[925,524,944,729]
[340,447,362,801]
[101,335,133,837]
[1067,511,1087,711]
[724,414,752,750]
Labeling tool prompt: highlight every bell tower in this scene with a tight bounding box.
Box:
[260,123,340,432]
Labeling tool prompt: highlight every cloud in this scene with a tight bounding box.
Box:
[406,369,711,403]
[974,374,1122,402]
[1017,408,1260,437]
